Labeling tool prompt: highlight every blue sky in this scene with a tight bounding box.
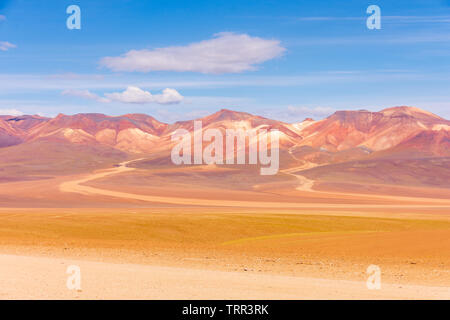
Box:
[0,0,449,122]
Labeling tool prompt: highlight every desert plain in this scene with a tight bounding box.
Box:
[0,160,449,299]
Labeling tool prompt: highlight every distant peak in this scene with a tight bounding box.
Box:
[216,108,241,114]
[328,109,374,121]
[208,108,253,119]
[380,106,443,120]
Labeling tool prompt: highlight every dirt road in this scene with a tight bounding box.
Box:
[59,160,450,208]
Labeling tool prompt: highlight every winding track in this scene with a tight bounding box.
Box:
[59,159,450,208]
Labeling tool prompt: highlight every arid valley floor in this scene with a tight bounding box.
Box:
[0,160,449,299]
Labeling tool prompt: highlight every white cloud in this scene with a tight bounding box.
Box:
[0,41,16,51]
[0,108,24,116]
[62,87,183,105]
[105,86,183,104]
[100,32,285,74]
[62,89,111,103]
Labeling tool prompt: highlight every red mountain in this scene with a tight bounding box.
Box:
[0,106,447,159]
[25,113,168,153]
[294,106,449,152]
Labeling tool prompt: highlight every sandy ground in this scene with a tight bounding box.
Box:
[0,160,449,299]
[0,207,449,299]
[1,254,449,300]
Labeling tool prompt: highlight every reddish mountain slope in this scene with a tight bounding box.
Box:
[0,115,50,132]
[0,118,25,147]
[382,129,450,157]
[164,109,299,139]
[0,106,447,159]
[295,106,449,153]
[25,113,168,153]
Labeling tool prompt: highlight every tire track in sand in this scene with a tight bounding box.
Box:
[60,159,450,208]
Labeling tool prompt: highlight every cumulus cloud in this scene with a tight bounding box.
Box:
[0,108,24,116]
[62,87,183,105]
[100,32,285,74]
[62,89,111,103]
[0,41,16,51]
[105,86,183,104]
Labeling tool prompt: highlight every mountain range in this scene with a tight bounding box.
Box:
[1,106,448,157]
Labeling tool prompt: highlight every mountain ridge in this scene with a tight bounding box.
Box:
[0,106,447,158]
